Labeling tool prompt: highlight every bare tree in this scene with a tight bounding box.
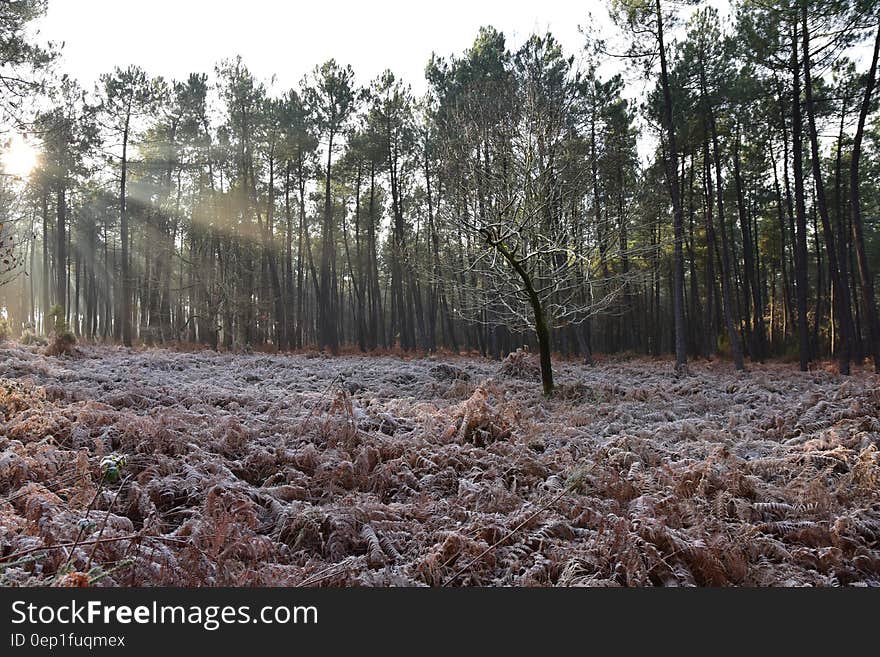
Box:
[435,55,645,394]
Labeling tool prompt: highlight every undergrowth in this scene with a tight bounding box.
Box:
[0,344,878,587]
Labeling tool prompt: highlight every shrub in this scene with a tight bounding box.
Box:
[47,305,66,333]
[499,348,540,380]
[44,305,76,356]
[45,331,76,356]
[20,329,47,346]
[0,317,10,342]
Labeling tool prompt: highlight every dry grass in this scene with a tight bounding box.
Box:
[0,342,878,587]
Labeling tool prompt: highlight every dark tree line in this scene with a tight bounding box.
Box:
[2,0,880,389]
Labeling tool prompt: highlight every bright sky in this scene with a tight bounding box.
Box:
[35,0,616,96]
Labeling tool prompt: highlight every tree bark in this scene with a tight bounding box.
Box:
[120,101,132,347]
[791,17,811,370]
[850,19,880,372]
[699,51,744,371]
[55,186,66,320]
[655,0,687,370]
[802,5,853,374]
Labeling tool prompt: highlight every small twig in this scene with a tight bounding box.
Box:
[86,475,132,571]
[443,485,572,586]
[297,373,342,435]
[442,465,596,587]
[151,535,219,565]
[297,557,355,587]
[130,541,150,586]
[59,475,107,574]
[0,554,41,571]
[0,471,88,506]
[1,533,144,564]
[87,557,135,585]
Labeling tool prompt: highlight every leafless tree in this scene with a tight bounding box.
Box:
[435,67,648,394]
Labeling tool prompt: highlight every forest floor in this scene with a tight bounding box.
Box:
[1,342,879,586]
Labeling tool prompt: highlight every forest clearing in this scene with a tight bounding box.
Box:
[1,343,878,587]
[2,0,880,598]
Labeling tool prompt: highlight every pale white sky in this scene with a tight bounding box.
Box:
[35,0,617,96]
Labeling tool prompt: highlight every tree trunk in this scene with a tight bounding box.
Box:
[791,18,811,370]
[319,131,338,353]
[700,52,744,371]
[493,236,553,395]
[41,187,49,333]
[655,0,687,371]
[55,186,66,319]
[120,105,132,347]
[802,5,853,374]
[732,126,765,360]
[850,19,880,372]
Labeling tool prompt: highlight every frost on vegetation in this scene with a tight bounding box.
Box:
[0,343,879,587]
[499,348,541,380]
